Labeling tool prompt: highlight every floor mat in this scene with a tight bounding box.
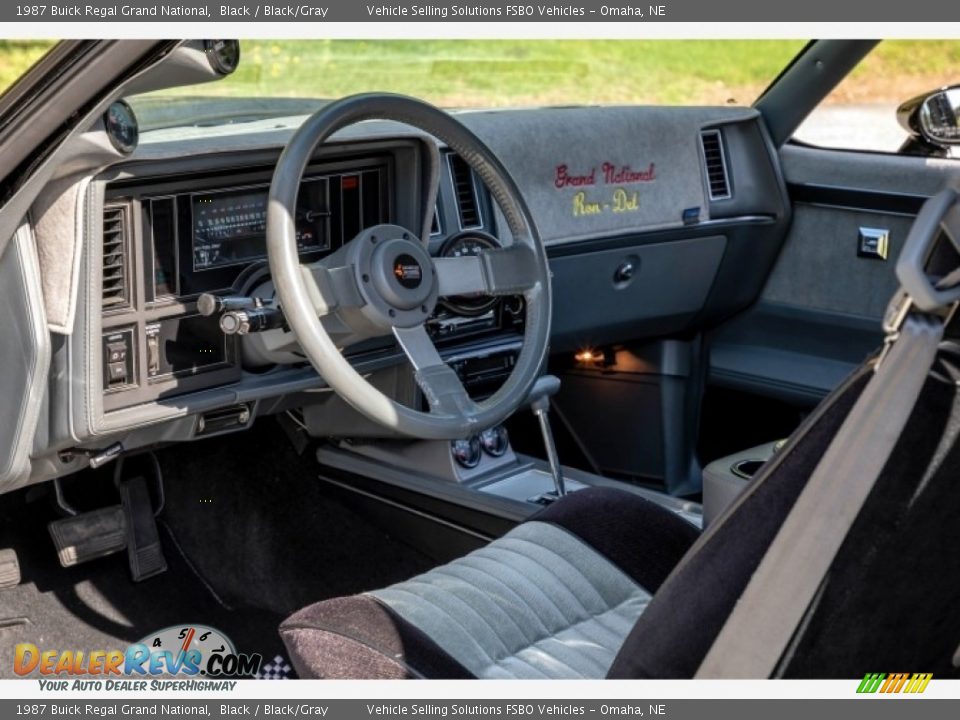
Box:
[155,418,436,616]
[0,418,435,679]
[0,487,288,679]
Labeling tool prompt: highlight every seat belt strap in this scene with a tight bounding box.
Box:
[695,313,943,678]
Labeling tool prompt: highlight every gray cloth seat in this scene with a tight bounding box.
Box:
[369,521,652,679]
[280,486,699,679]
[282,356,960,679]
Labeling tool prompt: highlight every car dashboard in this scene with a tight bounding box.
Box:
[5,102,792,493]
[98,136,519,413]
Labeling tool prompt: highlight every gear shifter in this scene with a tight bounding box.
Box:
[525,375,565,498]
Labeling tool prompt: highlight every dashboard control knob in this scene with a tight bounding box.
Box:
[219,307,285,335]
[198,293,258,317]
[480,425,509,457]
[219,311,249,335]
[451,436,482,469]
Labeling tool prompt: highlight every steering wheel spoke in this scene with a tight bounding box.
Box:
[300,262,364,317]
[435,244,539,298]
[393,325,476,419]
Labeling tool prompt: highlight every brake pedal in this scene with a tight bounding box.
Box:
[119,476,167,582]
[48,506,127,567]
[0,549,21,589]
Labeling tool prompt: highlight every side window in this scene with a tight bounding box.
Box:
[0,40,55,96]
[793,40,960,158]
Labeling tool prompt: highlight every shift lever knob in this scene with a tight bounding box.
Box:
[526,374,561,412]
[526,375,566,498]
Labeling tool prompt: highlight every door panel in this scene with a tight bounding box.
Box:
[761,203,913,319]
[709,143,960,411]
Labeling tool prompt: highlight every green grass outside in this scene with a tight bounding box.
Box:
[160,40,807,107]
[0,40,55,94]
[211,39,807,107]
[1,39,959,107]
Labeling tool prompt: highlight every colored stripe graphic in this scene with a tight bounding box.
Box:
[857,673,885,693]
[905,673,933,694]
[887,673,909,693]
[857,672,931,694]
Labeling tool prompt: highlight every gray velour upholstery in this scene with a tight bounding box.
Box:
[33,177,87,334]
[369,521,652,679]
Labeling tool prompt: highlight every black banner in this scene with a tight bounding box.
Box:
[4,0,960,22]
[2,700,959,720]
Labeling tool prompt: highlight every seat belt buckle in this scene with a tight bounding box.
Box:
[878,289,915,368]
[883,288,915,339]
[879,288,959,369]
[878,188,960,369]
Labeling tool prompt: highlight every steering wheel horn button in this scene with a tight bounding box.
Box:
[367,233,436,313]
[393,254,424,289]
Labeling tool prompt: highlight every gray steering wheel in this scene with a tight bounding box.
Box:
[266,93,552,440]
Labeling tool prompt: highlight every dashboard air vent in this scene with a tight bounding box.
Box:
[447,154,482,229]
[101,204,130,310]
[700,129,731,201]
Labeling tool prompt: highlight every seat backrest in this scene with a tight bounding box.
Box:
[608,350,960,678]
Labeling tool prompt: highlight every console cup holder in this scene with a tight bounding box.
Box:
[731,459,766,480]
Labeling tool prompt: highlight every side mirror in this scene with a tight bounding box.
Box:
[898,85,960,155]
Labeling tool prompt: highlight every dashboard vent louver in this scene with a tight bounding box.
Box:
[101,204,130,310]
[448,154,482,229]
[700,129,731,201]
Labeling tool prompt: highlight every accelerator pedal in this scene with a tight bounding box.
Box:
[0,549,21,589]
[119,476,167,582]
[48,506,127,567]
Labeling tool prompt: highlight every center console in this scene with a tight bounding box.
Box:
[702,440,784,527]
[317,439,702,543]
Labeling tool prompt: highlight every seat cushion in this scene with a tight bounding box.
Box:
[280,487,699,679]
[371,520,651,678]
[279,594,474,679]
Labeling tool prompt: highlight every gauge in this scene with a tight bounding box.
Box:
[204,40,241,75]
[103,100,138,155]
[135,624,236,674]
[139,624,235,655]
[451,436,482,469]
[439,232,500,316]
[480,425,509,457]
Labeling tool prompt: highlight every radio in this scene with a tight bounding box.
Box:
[450,350,519,400]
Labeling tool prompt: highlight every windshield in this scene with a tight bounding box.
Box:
[129,39,806,130]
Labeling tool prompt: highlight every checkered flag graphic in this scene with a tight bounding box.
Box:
[256,654,294,680]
